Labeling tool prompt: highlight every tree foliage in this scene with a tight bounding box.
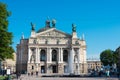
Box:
[114,47,120,73]
[100,49,114,66]
[0,2,14,61]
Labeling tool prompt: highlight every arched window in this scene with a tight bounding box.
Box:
[52,50,57,61]
[40,50,46,61]
[63,50,68,62]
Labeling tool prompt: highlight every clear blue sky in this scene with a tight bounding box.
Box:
[1,0,120,59]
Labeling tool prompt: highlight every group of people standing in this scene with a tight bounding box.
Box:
[16,71,39,79]
[28,71,38,76]
[105,69,120,78]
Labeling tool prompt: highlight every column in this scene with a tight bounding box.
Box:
[36,64,38,71]
[37,48,40,63]
[83,50,87,63]
[58,48,61,63]
[50,48,52,63]
[35,48,37,63]
[46,48,48,63]
[36,48,40,63]
[69,48,74,74]
[61,48,63,62]
[47,48,50,63]
[46,48,52,63]
[39,49,41,62]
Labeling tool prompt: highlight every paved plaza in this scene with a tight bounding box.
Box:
[13,75,119,80]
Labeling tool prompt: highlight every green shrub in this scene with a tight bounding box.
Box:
[0,76,7,80]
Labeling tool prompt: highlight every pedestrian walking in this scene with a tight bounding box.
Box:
[106,70,110,77]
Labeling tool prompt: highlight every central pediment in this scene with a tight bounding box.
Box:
[36,28,72,38]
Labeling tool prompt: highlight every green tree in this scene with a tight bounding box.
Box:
[114,47,120,73]
[0,2,14,61]
[100,49,114,66]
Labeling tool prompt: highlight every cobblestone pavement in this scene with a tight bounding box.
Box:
[13,75,120,80]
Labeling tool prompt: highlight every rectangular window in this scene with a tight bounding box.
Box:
[32,66,34,70]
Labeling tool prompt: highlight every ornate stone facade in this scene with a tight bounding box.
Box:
[16,20,87,75]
